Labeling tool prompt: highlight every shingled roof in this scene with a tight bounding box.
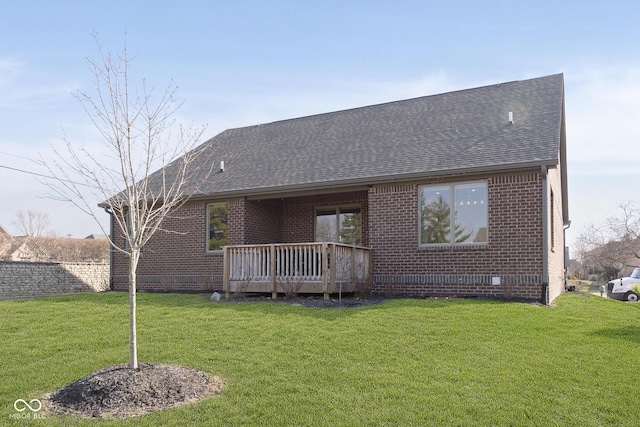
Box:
[162,73,566,199]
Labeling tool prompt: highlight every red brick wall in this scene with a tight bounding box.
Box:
[227,198,245,245]
[246,199,284,244]
[283,191,369,245]
[112,192,370,292]
[368,172,545,300]
[112,172,552,301]
[111,201,223,292]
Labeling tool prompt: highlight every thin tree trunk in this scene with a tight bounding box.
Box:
[129,250,139,369]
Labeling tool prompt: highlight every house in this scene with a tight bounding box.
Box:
[0,226,110,263]
[108,73,569,304]
[0,226,46,262]
[85,234,108,240]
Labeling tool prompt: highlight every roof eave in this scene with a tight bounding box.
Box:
[189,159,559,202]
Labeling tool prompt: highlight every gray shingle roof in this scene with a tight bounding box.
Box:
[166,73,565,199]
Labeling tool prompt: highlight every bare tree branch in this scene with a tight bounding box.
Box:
[37,33,208,369]
[13,210,51,238]
[574,201,640,279]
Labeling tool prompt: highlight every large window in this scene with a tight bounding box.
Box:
[207,202,228,251]
[315,206,362,245]
[419,182,487,246]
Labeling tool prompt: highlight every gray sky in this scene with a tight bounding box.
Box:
[1,1,639,253]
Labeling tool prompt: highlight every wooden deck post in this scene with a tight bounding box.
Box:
[321,243,328,299]
[222,246,229,299]
[366,249,372,285]
[327,243,337,300]
[270,244,277,299]
[350,245,356,288]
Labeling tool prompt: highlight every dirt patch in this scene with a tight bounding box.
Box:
[44,363,223,419]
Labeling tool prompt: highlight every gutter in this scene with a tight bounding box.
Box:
[186,160,560,203]
[541,165,549,305]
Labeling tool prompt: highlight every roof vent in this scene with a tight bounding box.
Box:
[508,111,514,124]
[220,160,225,172]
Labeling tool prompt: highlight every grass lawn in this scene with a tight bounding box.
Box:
[1,292,639,426]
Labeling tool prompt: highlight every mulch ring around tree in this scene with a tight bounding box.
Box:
[43,363,224,419]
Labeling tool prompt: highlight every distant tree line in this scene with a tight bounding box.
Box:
[573,201,640,280]
[0,210,109,263]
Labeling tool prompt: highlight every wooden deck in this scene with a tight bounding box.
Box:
[223,242,371,299]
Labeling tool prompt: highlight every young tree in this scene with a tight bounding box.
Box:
[40,34,208,369]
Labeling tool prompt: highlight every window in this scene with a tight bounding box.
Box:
[419,181,487,246]
[315,206,362,245]
[207,203,228,251]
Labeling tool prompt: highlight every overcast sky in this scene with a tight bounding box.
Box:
[1,1,639,254]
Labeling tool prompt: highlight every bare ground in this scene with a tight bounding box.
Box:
[43,363,223,419]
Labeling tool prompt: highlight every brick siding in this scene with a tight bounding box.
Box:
[283,191,369,245]
[112,201,222,292]
[111,171,560,302]
[368,172,545,300]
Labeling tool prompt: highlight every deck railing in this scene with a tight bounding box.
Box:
[223,242,371,299]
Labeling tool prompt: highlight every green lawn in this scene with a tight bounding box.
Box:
[1,292,639,426]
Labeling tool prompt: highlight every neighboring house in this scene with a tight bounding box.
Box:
[0,225,10,258]
[85,234,108,240]
[0,231,46,262]
[108,74,569,304]
[0,226,109,263]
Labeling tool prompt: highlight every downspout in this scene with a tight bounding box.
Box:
[563,221,572,291]
[103,207,115,291]
[541,165,549,305]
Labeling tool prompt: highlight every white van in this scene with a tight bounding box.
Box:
[606,268,640,302]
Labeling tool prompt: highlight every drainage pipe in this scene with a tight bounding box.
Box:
[563,221,572,291]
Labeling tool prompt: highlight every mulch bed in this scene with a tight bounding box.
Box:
[218,294,389,308]
[44,363,223,419]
